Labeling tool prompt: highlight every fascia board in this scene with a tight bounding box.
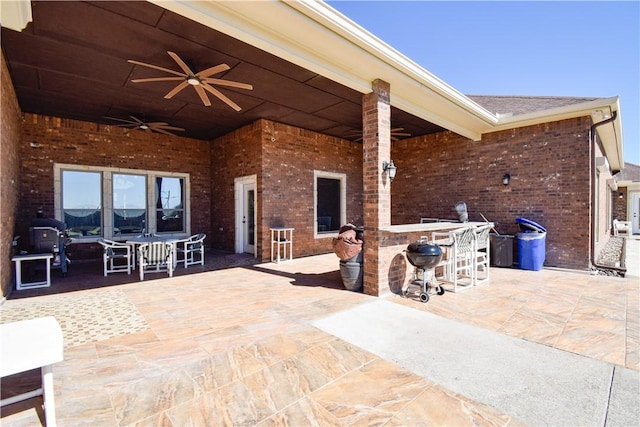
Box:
[492,97,624,171]
[0,0,32,31]
[149,0,496,140]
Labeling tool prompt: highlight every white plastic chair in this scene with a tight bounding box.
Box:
[473,224,492,286]
[432,227,476,292]
[97,238,132,276]
[138,242,174,280]
[176,233,206,268]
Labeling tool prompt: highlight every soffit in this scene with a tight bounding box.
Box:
[1,0,448,142]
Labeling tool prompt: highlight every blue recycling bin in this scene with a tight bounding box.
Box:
[516,218,546,271]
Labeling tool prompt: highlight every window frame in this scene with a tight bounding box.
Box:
[313,170,346,239]
[54,163,190,241]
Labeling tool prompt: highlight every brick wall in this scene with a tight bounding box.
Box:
[209,120,263,252]
[11,110,599,274]
[1,52,22,297]
[17,114,212,261]
[391,118,592,269]
[612,188,627,222]
[259,120,363,261]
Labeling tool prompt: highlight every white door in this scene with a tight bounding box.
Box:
[234,175,256,255]
[631,192,640,235]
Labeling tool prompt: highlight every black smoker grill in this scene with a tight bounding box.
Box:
[404,240,444,302]
[29,218,71,276]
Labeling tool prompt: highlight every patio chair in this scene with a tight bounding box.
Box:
[97,238,132,276]
[138,241,174,280]
[432,226,476,292]
[613,219,631,237]
[176,233,206,268]
[473,224,492,286]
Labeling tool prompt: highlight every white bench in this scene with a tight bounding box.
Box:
[12,253,54,290]
[0,317,64,427]
[613,219,631,237]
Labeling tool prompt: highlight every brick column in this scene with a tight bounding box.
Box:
[362,79,391,296]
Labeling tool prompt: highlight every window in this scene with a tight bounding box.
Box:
[155,177,184,233]
[55,164,189,240]
[113,173,146,236]
[62,170,102,237]
[314,171,346,236]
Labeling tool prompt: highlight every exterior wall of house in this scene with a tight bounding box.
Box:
[258,120,363,261]
[391,117,593,270]
[209,120,263,252]
[594,142,614,257]
[9,109,603,277]
[1,53,23,297]
[16,114,212,262]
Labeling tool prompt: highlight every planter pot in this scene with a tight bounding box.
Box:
[339,260,363,292]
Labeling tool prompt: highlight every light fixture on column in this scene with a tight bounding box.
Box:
[382,160,397,182]
[619,192,624,199]
[502,173,511,186]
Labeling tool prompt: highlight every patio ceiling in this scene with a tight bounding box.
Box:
[1,0,447,142]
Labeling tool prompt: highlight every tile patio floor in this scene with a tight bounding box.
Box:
[1,250,638,426]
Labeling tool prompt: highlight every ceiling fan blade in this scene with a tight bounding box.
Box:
[146,122,170,127]
[194,85,212,106]
[390,127,405,132]
[196,64,230,78]
[167,51,196,77]
[202,78,253,90]
[164,81,189,100]
[104,116,137,125]
[392,132,411,137]
[131,77,184,83]
[202,83,241,111]
[156,125,185,131]
[127,59,186,78]
[151,127,179,137]
[128,115,146,125]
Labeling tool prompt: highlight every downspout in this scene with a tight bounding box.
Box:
[589,110,624,273]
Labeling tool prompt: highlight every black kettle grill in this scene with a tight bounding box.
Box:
[404,240,445,302]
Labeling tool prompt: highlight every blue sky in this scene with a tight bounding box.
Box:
[328,1,640,166]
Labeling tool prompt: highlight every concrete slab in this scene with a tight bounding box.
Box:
[625,237,640,278]
[606,366,640,426]
[313,299,626,426]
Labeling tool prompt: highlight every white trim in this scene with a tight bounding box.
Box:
[0,0,32,31]
[234,174,257,256]
[313,170,346,239]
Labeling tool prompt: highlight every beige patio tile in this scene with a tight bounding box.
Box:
[386,385,527,427]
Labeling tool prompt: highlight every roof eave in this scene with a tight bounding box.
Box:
[490,97,624,171]
[149,0,497,141]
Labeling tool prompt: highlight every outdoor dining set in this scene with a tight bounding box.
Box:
[98,233,206,281]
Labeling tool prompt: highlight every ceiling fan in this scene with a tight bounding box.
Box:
[127,51,253,111]
[104,115,185,136]
[347,127,412,142]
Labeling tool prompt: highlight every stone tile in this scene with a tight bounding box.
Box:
[387,385,527,427]
[310,358,432,426]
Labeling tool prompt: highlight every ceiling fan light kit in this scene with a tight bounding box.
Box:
[128,51,253,111]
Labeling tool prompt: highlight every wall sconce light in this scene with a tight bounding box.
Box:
[502,173,511,186]
[382,160,397,182]
[619,192,624,199]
